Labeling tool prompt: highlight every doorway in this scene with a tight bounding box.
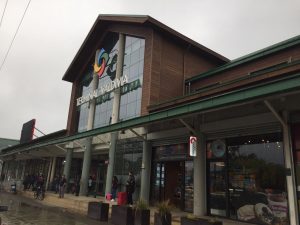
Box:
[207,161,227,217]
[95,162,107,196]
[152,161,185,210]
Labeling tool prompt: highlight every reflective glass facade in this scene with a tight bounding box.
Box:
[76,33,144,132]
[119,36,144,120]
[77,70,94,132]
[207,133,288,225]
[114,138,143,196]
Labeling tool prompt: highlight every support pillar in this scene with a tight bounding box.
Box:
[282,112,299,225]
[80,137,93,195]
[265,101,299,225]
[49,157,56,184]
[105,33,125,196]
[140,138,152,203]
[21,161,26,180]
[46,158,53,191]
[193,133,206,217]
[105,132,118,195]
[79,65,99,196]
[63,149,73,182]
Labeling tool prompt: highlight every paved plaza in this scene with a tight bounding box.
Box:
[0,190,251,225]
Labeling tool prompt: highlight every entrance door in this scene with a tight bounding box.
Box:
[165,161,184,209]
[208,161,228,216]
[95,162,107,196]
[152,161,185,210]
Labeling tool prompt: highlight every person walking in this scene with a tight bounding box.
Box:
[111,176,118,201]
[126,171,135,205]
[59,175,66,198]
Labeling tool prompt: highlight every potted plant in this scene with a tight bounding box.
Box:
[154,200,172,225]
[134,199,150,225]
[111,204,135,225]
[181,214,222,225]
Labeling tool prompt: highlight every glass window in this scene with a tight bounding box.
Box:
[76,34,145,132]
[130,49,140,65]
[113,139,143,194]
[228,135,288,224]
[119,35,145,121]
[185,161,194,212]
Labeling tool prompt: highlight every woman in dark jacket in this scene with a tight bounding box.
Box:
[111,176,118,201]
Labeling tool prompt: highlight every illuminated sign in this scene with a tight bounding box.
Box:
[189,136,197,157]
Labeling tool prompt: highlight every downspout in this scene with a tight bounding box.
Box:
[183,44,191,95]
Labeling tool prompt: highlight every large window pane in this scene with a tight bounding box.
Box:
[227,134,288,225]
[119,35,144,121]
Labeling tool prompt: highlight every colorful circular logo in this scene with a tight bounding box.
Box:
[93,48,109,78]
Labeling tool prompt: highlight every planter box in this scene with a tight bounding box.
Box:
[87,201,109,221]
[154,212,172,225]
[112,205,134,225]
[181,217,222,225]
[134,209,150,225]
[0,205,8,212]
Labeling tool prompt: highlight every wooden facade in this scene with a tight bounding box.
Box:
[149,37,300,112]
[63,15,227,135]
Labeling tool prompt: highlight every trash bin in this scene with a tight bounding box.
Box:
[117,192,127,205]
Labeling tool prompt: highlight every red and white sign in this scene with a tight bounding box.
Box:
[189,136,197,157]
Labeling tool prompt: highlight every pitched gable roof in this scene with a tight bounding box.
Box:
[62,14,228,82]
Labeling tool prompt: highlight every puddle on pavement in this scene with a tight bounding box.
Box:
[0,193,102,225]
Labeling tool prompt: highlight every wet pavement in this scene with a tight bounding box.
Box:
[0,192,104,225]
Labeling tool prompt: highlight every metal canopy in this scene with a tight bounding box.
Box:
[1,73,300,157]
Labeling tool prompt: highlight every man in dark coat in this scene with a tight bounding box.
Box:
[126,171,135,205]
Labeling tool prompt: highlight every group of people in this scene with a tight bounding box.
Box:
[23,173,45,198]
[53,175,67,198]
[23,174,44,191]
[111,171,135,205]
[23,171,136,205]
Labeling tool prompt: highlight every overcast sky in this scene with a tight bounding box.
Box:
[0,0,299,140]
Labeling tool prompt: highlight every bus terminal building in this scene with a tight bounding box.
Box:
[1,15,300,225]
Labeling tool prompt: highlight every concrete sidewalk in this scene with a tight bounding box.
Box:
[18,190,248,225]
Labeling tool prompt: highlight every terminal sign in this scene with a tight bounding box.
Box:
[76,75,128,106]
[189,136,197,157]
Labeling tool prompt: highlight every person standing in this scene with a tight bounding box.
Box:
[87,176,93,196]
[23,174,30,191]
[111,176,118,201]
[53,175,59,194]
[126,171,135,205]
[75,177,80,196]
[59,175,66,198]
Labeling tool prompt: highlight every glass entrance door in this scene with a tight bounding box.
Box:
[95,162,107,196]
[152,162,165,202]
[208,161,227,216]
[152,161,193,211]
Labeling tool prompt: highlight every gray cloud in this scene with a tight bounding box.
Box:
[0,0,299,139]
